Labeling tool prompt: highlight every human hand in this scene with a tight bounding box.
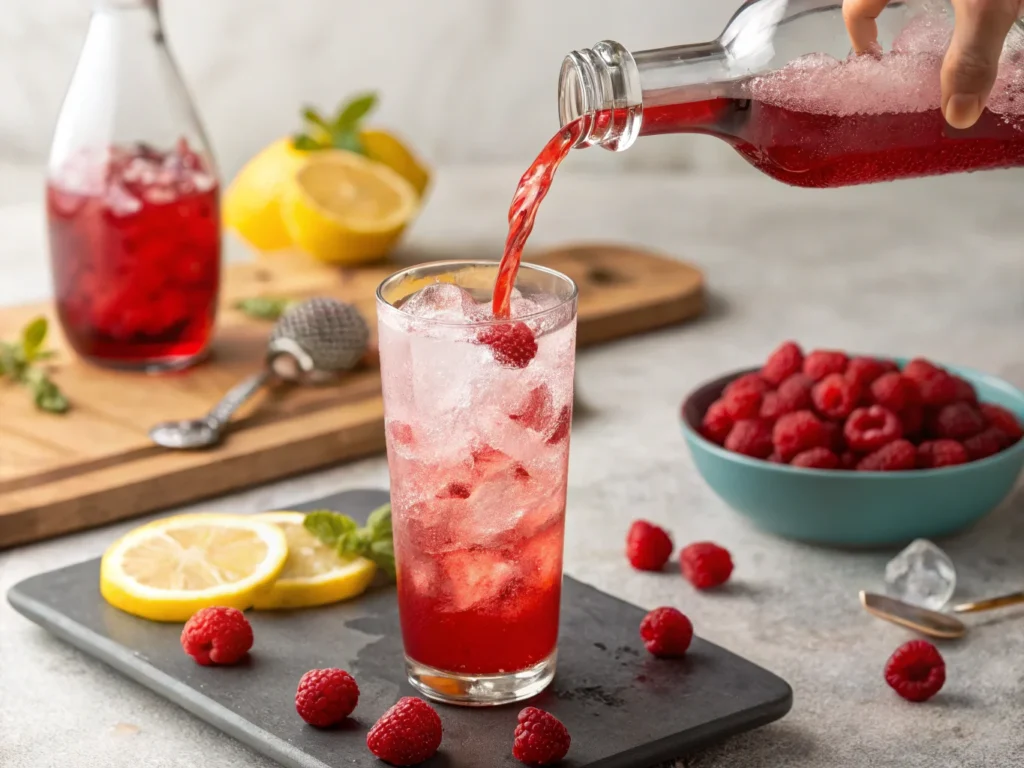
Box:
[843,0,1022,128]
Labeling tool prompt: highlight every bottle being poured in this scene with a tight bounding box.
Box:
[490,0,1024,318]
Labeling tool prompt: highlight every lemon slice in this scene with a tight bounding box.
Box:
[250,511,377,610]
[100,514,288,622]
[280,150,418,265]
[360,129,431,197]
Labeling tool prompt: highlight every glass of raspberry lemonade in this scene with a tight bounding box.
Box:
[376,261,578,706]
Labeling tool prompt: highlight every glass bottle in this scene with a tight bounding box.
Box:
[557,0,1024,187]
[46,0,221,371]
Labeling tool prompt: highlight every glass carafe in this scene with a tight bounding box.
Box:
[557,0,1024,187]
[46,0,221,371]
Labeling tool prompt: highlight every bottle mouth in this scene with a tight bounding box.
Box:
[557,41,643,152]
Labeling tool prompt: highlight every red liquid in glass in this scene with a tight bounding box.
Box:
[46,141,220,367]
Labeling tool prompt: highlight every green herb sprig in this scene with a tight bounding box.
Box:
[292,93,379,155]
[304,504,395,579]
[233,296,298,321]
[0,317,68,414]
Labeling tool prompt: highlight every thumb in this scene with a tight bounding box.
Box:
[941,0,1020,128]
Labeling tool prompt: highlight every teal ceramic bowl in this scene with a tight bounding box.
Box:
[680,361,1024,546]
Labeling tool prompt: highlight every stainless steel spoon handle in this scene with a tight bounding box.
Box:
[205,369,270,429]
[951,591,1024,614]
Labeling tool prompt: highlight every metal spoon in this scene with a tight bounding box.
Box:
[148,298,369,450]
[859,590,1024,639]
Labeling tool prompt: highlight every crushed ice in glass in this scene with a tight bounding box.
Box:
[884,538,956,611]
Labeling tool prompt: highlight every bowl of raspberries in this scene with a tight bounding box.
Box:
[680,341,1024,545]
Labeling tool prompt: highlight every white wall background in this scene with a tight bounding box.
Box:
[0,0,753,183]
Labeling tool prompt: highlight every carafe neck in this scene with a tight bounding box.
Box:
[558,39,731,151]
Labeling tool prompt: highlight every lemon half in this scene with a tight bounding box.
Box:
[100,514,288,622]
[251,511,377,610]
[280,150,418,265]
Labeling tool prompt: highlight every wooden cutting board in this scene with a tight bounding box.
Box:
[0,244,703,548]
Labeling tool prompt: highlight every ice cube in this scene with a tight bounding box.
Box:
[884,538,956,610]
[401,283,476,322]
[104,182,142,217]
[441,548,518,611]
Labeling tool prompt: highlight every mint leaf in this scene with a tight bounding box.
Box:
[234,296,296,321]
[21,317,48,362]
[304,511,358,547]
[302,106,333,134]
[337,528,371,557]
[331,131,364,154]
[292,133,323,151]
[368,538,395,579]
[366,504,392,540]
[334,93,378,131]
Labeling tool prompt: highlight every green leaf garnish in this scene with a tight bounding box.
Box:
[234,296,297,321]
[291,92,379,158]
[0,317,69,413]
[303,504,396,580]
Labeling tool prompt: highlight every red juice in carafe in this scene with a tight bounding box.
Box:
[46,140,220,369]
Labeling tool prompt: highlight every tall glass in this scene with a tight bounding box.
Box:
[376,261,578,706]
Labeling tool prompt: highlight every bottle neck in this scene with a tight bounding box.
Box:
[558,39,729,152]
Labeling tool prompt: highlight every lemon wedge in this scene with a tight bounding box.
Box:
[222,138,308,251]
[280,150,418,265]
[251,511,377,610]
[361,129,431,197]
[100,514,288,622]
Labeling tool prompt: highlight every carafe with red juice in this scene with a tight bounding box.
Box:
[556,0,1024,187]
[46,0,221,371]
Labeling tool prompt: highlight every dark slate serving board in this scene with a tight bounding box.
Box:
[8,489,791,767]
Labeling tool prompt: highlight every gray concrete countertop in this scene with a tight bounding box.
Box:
[3,165,1024,767]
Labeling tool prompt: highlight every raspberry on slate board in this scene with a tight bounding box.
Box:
[366,697,443,766]
[513,707,571,766]
[180,606,253,666]
[640,607,694,658]
[295,668,360,727]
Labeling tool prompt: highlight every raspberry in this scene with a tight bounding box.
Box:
[917,440,969,469]
[387,421,415,447]
[845,356,896,389]
[856,439,916,471]
[777,373,815,408]
[724,372,771,398]
[724,418,774,458]
[366,697,442,766]
[980,403,1024,441]
[758,392,790,424]
[477,322,537,368]
[869,373,919,412]
[964,427,1010,460]
[680,542,733,589]
[512,707,571,766]
[844,406,903,453]
[839,451,859,469]
[803,349,848,381]
[772,410,829,461]
[790,447,840,469]
[295,668,359,727]
[180,606,253,666]
[952,376,978,404]
[626,520,673,572]
[639,607,694,658]
[701,400,733,444]
[914,371,959,407]
[932,402,986,440]
[721,386,762,420]
[761,341,804,385]
[900,404,924,437]
[812,374,860,420]
[884,640,945,702]
[903,358,942,381]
